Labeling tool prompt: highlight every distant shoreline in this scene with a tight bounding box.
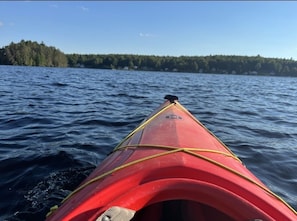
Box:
[1,40,297,77]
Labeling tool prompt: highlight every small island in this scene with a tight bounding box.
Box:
[1,40,297,77]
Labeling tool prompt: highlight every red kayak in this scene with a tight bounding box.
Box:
[46,95,296,221]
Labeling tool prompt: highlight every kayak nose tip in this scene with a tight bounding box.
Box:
[164,95,178,103]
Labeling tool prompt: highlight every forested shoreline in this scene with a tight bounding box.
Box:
[1,40,297,77]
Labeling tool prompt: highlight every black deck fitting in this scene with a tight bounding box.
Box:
[164,95,178,103]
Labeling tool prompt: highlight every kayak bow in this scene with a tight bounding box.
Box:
[46,95,296,221]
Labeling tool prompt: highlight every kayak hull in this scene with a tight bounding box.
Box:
[46,97,296,221]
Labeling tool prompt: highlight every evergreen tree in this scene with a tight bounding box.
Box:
[0,40,68,67]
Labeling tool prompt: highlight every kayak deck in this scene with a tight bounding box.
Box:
[46,96,297,221]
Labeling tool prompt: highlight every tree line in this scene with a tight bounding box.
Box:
[1,40,297,76]
[0,40,68,67]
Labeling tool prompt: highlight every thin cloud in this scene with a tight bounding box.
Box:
[79,6,89,12]
[139,32,156,38]
[0,21,15,27]
[50,4,59,8]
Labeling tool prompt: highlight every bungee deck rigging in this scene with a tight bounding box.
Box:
[46,95,297,221]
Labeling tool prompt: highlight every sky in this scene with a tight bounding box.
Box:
[1,1,297,60]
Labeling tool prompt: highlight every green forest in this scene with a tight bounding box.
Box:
[1,40,297,77]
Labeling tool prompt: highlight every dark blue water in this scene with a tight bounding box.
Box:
[1,65,296,220]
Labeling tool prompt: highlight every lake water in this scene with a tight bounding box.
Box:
[1,65,296,220]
